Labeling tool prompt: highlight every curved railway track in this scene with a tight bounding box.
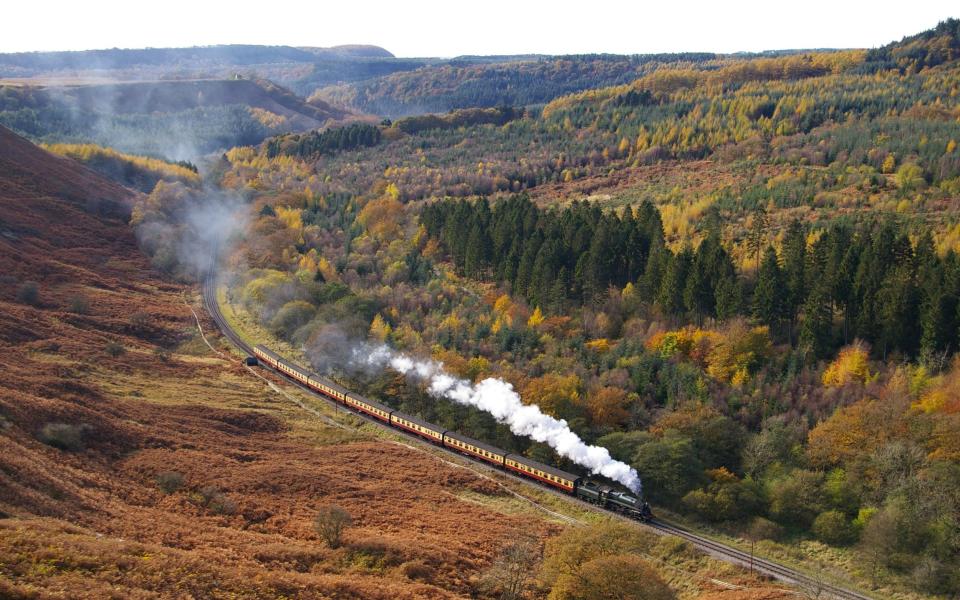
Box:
[201,274,874,600]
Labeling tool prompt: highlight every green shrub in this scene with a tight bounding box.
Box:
[156,471,185,494]
[16,281,39,306]
[747,516,784,541]
[38,422,85,451]
[812,510,858,545]
[67,295,91,314]
[197,485,236,515]
[105,341,125,357]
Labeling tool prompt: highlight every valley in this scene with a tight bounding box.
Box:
[2,13,960,600]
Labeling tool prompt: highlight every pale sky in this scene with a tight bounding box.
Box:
[5,0,958,57]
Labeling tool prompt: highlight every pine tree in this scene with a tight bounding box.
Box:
[747,206,768,272]
[753,246,786,333]
[514,233,542,298]
[684,250,714,325]
[464,221,492,278]
[878,263,920,357]
[658,248,692,317]
[715,278,741,322]
[642,240,671,301]
[799,281,833,358]
[782,220,807,342]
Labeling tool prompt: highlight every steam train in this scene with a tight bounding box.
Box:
[252,345,653,521]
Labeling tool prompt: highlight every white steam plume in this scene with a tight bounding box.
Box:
[362,345,642,494]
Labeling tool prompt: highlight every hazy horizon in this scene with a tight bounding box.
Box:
[5,0,958,58]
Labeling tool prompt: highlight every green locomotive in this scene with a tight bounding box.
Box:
[576,480,653,521]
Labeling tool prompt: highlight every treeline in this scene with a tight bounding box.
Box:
[421,195,960,360]
[310,54,719,118]
[863,18,960,73]
[0,85,272,157]
[265,122,382,159]
[392,106,523,134]
[43,143,200,192]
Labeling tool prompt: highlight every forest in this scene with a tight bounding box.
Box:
[420,195,959,362]
[310,53,720,117]
[108,20,960,598]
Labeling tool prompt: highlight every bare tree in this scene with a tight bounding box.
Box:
[479,535,540,600]
[313,505,352,549]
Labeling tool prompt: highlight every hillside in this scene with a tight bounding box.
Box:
[0,125,790,599]
[0,78,352,159]
[0,126,560,598]
[864,17,960,72]
[0,44,395,77]
[310,53,719,118]
[0,44,425,99]
[216,21,960,598]
[51,78,349,128]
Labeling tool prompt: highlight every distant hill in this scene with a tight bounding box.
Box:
[51,78,349,127]
[863,18,960,72]
[0,44,393,75]
[0,44,421,99]
[0,78,352,159]
[310,53,720,118]
[301,44,395,59]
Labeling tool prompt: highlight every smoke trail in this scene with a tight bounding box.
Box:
[362,345,642,494]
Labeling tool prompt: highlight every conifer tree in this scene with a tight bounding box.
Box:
[800,281,834,358]
[753,246,785,333]
[658,248,692,317]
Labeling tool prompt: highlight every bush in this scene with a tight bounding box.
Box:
[747,516,784,541]
[130,312,151,331]
[812,510,858,545]
[67,295,90,314]
[105,341,125,357]
[197,485,237,515]
[400,559,435,583]
[16,281,39,306]
[38,422,85,451]
[767,469,824,527]
[314,505,352,549]
[156,471,185,494]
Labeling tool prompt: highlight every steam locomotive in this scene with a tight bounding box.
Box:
[252,344,653,522]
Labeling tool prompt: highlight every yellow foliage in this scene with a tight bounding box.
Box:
[915,358,960,414]
[369,314,392,342]
[807,399,891,467]
[645,327,719,365]
[493,293,513,315]
[705,323,772,386]
[527,306,545,328]
[317,257,339,283]
[586,338,612,353]
[242,270,290,304]
[274,206,303,231]
[297,249,319,273]
[706,467,738,484]
[43,143,200,184]
[248,107,287,129]
[356,195,403,241]
[521,374,582,419]
[226,146,257,163]
[822,342,873,387]
[440,314,462,330]
[881,154,896,174]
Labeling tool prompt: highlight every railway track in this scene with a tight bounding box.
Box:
[200,274,875,600]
